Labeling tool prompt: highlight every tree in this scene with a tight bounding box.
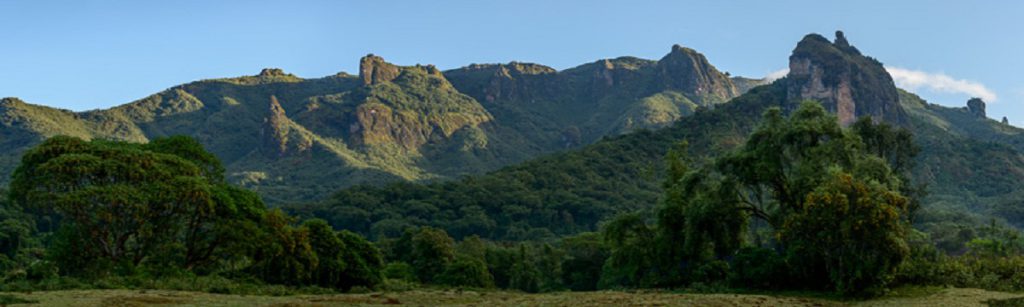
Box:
[509,244,541,293]
[411,227,455,283]
[437,255,494,288]
[560,232,608,291]
[779,170,910,296]
[249,210,317,285]
[652,101,916,295]
[305,219,348,288]
[336,230,385,290]
[716,102,859,228]
[598,213,657,288]
[8,136,265,274]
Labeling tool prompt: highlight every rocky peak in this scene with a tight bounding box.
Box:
[654,44,740,103]
[359,54,401,85]
[967,97,986,118]
[832,30,860,54]
[259,68,287,77]
[785,31,907,126]
[1003,117,1010,125]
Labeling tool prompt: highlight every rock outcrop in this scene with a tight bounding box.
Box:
[444,62,558,103]
[967,98,986,118]
[785,31,907,126]
[359,54,401,85]
[348,58,493,151]
[655,44,740,102]
[261,96,311,157]
[259,68,288,77]
[1004,117,1010,125]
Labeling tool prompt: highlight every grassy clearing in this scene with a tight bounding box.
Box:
[0,287,1018,306]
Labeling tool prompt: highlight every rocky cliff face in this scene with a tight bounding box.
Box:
[785,31,907,126]
[359,54,401,85]
[261,96,311,158]
[443,62,559,104]
[654,44,740,103]
[348,55,493,151]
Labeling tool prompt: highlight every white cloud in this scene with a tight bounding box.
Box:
[764,68,789,81]
[761,66,998,103]
[885,67,998,102]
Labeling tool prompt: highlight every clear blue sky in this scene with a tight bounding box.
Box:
[2,0,1021,124]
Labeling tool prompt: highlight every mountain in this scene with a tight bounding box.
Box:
[0,46,746,204]
[786,31,907,126]
[289,32,1024,245]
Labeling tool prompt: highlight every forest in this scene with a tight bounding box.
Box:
[1,100,1023,300]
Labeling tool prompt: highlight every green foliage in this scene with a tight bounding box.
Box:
[728,247,787,290]
[4,136,382,292]
[598,213,657,288]
[559,232,607,291]
[436,255,494,288]
[408,227,455,283]
[382,262,415,282]
[293,84,787,242]
[509,245,542,293]
[780,170,910,296]
[594,101,915,296]
[9,136,264,274]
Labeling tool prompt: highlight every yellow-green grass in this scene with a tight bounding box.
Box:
[0,287,1020,306]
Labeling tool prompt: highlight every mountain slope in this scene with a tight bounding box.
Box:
[291,32,1024,243]
[0,46,748,204]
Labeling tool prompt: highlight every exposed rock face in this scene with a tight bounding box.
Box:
[967,98,986,118]
[444,62,560,103]
[259,68,287,77]
[655,45,740,101]
[359,54,401,85]
[1004,117,1010,125]
[348,58,494,151]
[261,96,311,157]
[785,31,907,126]
[579,57,654,98]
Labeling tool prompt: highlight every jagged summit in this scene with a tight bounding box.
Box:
[786,31,907,126]
[655,44,739,99]
[832,30,860,54]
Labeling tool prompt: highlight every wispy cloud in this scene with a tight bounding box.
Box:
[764,68,789,81]
[885,67,997,102]
[760,66,998,103]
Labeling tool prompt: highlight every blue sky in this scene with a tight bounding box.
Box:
[1,0,1021,124]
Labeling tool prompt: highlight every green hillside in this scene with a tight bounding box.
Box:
[0,47,744,204]
[291,32,1024,250]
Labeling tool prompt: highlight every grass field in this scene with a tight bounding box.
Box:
[0,287,1019,306]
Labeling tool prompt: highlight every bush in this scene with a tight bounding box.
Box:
[383,262,415,281]
[436,256,494,288]
[729,247,787,290]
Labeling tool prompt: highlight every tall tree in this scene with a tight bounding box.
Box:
[8,136,258,271]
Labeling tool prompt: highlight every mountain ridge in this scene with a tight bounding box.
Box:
[288,33,1024,249]
[0,45,749,203]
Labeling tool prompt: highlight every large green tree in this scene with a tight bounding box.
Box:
[9,136,264,273]
[649,101,916,295]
